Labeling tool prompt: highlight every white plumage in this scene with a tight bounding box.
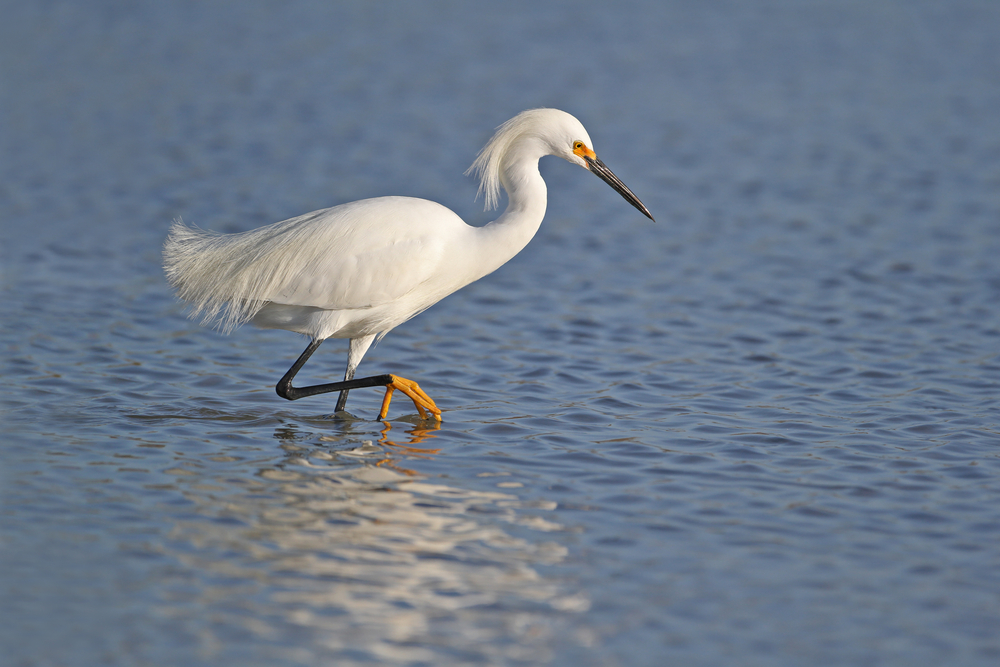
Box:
[163,108,652,420]
[165,197,466,338]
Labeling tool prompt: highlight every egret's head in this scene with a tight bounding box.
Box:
[467,108,653,220]
[534,109,596,168]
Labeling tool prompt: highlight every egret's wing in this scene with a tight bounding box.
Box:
[164,197,461,332]
[268,223,446,310]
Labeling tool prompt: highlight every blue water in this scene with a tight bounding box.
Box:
[3,1,1000,665]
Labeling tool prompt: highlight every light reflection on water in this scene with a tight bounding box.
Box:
[156,429,580,665]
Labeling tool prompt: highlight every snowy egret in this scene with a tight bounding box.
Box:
[163,108,653,420]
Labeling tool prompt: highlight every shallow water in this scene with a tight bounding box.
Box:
[3,1,1000,665]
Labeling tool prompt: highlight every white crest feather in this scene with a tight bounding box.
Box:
[465,108,570,211]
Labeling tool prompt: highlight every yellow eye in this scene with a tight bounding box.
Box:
[572,140,595,160]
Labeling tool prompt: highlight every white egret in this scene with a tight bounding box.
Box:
[163,108,653,421]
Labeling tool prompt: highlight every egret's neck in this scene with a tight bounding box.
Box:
[472,156,548,278]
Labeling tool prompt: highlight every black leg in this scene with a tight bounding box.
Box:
[334,371,352,412]
[276,339,393,402]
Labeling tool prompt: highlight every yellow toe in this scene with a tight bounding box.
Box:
[378,375,441,421]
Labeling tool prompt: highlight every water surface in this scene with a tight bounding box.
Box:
[3,1,1000,665]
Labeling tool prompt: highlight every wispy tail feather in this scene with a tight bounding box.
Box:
[162,219,271,333]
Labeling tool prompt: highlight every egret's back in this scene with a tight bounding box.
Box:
[163,196,469,336]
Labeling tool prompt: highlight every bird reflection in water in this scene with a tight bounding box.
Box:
[374,420,442,475]
[273,418,441,476]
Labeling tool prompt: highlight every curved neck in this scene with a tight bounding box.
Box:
[471,152,548,278]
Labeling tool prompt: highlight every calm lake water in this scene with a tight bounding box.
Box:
[3,1,1000,665]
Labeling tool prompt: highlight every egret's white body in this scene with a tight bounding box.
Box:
[164,108,652,420]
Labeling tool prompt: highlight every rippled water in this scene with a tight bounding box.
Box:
[3,1,1000,665]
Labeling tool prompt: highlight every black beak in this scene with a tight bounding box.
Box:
[585,155,654,221]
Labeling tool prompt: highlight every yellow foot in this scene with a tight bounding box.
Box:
[378,374,442,421]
